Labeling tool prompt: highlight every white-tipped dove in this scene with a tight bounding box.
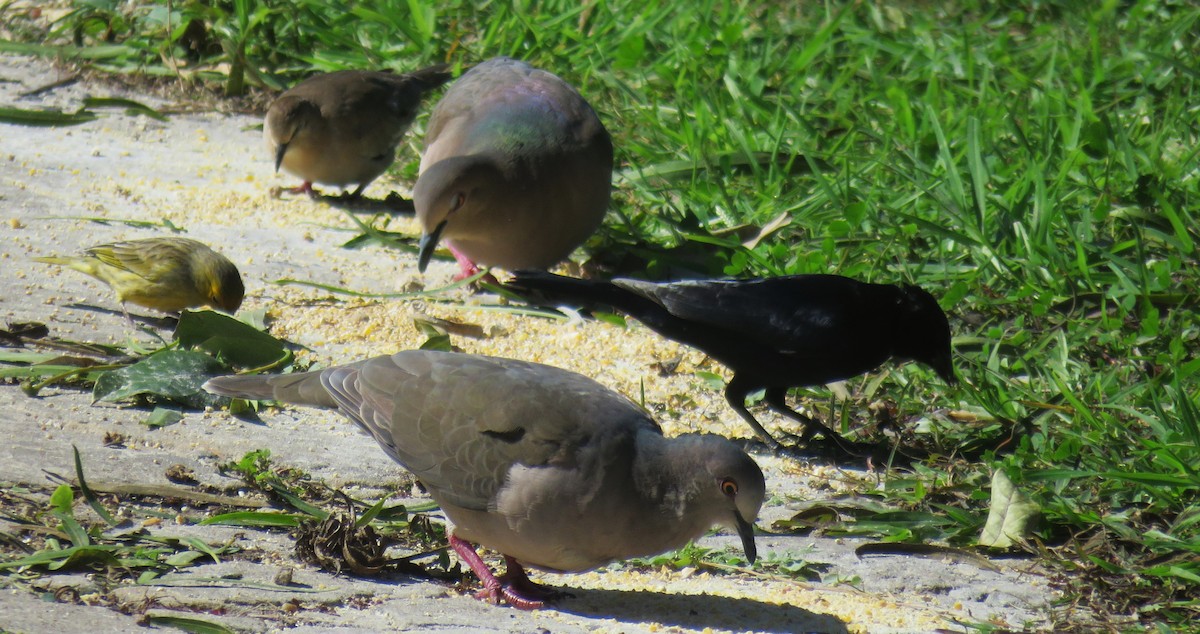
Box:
[264,65,452,198]
[414,57,613,278]
[204,350,763,609]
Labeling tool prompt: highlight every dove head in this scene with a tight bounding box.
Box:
[678,435,766,564]
[413,155,507,271]
[895,284,956,385]
[264,96,321,171]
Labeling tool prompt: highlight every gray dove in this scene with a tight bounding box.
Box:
[415,57,613,279]
[203,350,764,609]
[264,65,452,198]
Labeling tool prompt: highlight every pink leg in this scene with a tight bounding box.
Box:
[448,245,481,281]
[447,245,499,285]
[282,181,320,198]
[448,535,558,609]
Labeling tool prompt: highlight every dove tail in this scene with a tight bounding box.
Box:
[203,371,338,409]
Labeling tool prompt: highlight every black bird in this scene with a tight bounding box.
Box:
[506,271,955,451]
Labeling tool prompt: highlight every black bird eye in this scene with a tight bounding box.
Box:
[720,478,738,497]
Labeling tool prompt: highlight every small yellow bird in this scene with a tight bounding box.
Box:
[34,237,245,315]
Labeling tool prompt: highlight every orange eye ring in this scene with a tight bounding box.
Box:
[720,478,738,497]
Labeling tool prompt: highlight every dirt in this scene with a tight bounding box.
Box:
[0,54,1078,633]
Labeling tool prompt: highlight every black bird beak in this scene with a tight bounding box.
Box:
[274,143,287,172]
[417,220,447,273]
[734,509,757,564]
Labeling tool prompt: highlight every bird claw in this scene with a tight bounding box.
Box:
[473,580,563,610]
[449,534,564,610]
[272,182,321,198]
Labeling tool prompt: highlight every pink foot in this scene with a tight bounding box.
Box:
[448,535,561,609]
[282,181,320,198]
[448,245,498,285]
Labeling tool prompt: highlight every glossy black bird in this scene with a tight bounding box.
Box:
[506,271,955,451]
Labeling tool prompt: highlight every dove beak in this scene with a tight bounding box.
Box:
[734,509,757,564]
[274,142,288,172]
[418,219,447,273]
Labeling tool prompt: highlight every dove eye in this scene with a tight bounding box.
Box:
[720,478,738,497]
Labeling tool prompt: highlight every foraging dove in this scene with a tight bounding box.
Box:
[507,271,955,452]
[414,57,613,278]
[264,65,452,198]
[204,350,764,608]
[34,237,244,315]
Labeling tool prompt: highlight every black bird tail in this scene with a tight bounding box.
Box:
[506,270,661,315]
[407,63,454,90]
[203,371,338,409]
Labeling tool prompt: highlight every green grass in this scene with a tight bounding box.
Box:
[2,0,1198,629]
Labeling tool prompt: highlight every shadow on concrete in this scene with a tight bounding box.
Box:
[554,586,849,634]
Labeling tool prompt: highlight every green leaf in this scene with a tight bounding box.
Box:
[143,407,184,428]
[144,615,236,634]
[694,371,726,391]
[0,545,120,571]
[184,537,225,565]
[418,333,452,351]
[163,550,206,567]
[0,106,97,127]
[0,350,61,364]
[198,512,301,528]
[81,97,168,121]
[174,310,291,370]
[227,398,258,417]
[49,484,74,515]
[356,497,387,528]
[92,349,225,407]
[73,445,118,526]
[978,470,1040,548]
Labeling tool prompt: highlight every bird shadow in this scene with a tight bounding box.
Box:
[552,586,850,634]
[318,191,415,215]
[62,302,178,330]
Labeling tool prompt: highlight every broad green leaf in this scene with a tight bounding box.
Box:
[174,310,291,370]
[979,470,1040,549]
[92,350,225,407]
[418,333,452,351]
[143,407,184,428]
[49,484,74,515]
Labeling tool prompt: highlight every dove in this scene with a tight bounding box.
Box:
[264,65,452,198]
[506,271,955,452]
[34,237,244,315]
[203,350,764,609]
[414,57,613,279]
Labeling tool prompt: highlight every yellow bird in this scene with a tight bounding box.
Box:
[35,237,245,315]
